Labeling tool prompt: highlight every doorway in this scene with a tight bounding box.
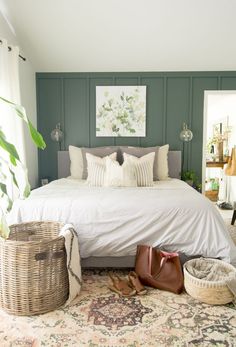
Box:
[202,91,236,205]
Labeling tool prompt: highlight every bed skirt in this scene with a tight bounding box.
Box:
[81,253,200,268]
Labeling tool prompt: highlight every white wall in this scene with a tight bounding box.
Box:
[0,12,38,188]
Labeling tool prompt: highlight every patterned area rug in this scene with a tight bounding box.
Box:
[0,222,236,347]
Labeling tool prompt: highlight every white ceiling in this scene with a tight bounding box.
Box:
[1,0,236,72]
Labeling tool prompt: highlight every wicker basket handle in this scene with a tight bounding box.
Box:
[35,250,65,261]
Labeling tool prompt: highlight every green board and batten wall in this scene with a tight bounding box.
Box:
[36,71,236,183]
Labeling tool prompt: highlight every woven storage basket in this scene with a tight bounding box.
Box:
[0,221,69,315]
[184,258,236,305]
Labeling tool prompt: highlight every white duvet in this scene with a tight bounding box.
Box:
[9,178,236,266]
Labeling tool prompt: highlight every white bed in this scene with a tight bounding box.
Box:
[9,177,236,267]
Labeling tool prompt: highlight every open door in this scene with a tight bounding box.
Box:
[203,91,236,206]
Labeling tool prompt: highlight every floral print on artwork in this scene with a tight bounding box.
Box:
[96,86,146,137]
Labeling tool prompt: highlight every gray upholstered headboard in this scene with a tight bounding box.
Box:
[58,150,181,179]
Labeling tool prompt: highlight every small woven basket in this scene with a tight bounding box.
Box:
[184,258,236,305]
[0,221,69,315]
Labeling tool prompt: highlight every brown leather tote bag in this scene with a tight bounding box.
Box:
[135,245,184,294]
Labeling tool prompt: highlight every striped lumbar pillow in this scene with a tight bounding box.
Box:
[123,152,155,186]
[86,152,117,186]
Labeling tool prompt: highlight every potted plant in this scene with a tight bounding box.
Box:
[0,100,73,316]
[181,170,197,187]
[0,96,46,239]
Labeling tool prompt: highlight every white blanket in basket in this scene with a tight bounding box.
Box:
[186,259,236,297]
[59,224,82,305]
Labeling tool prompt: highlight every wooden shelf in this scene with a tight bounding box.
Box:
[206,161,227,168]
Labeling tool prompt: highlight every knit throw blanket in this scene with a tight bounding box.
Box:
[186,258,236,297]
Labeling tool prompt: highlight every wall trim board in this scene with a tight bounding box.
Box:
[36,71,236,183]
[187,77,193,171]
[162,77,167,144]
[37,71,236,79]
[60,78,65,150]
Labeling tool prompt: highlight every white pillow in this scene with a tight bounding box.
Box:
[104,157,137,187]
[157,144,169,180]
[123,152,155,187]
[69,145,83,179]
[86,152,116,186]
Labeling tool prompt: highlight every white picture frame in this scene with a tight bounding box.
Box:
[96,86,146,137]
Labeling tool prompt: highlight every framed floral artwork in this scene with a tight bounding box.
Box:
[96,86,146,137]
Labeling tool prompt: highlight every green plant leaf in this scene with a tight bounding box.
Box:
[7,199,13,212]
[0,183,13,212]
[28,120,46,149]
[0,129,20,164]
[9,154,17,166]
[23,181,31,198]
[0,96,46,239]
[0,96,46,150]
[0,182,7,195]
[181,170,197,183]
[0,210,10,239]
[9,168,19,188]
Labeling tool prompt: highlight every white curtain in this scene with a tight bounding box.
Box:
[0,38,26,203]
[0,38,25,161]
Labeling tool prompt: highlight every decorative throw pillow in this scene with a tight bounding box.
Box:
[121,144,169,180]
[81,147,119,179]
[69,145,83,179]
[123,152,155,187]
[104,157,137,187]
[86,152,117,186]
[157,144,169,180]
[121,146,158,179]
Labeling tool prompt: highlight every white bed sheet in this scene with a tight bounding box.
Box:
[9,178,236,266]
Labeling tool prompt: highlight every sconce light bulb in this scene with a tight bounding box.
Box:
[180,123,193,142]
[51,123,64,142]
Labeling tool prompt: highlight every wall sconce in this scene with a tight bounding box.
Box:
[179,122,193,172]
[180,123,193,142]
[51,123,63,150]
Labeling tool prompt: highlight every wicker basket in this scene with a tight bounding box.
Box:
[184,258,236,305]
[0,221,69,315]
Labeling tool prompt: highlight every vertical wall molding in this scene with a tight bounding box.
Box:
[138,76,142,146]
[87,77,91,147]
[61,78,65,150]
[36,78,41,185]
[218,76,221,90]
[163,77,167,144]
[36,71,236,182]
[188,77,193,170]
